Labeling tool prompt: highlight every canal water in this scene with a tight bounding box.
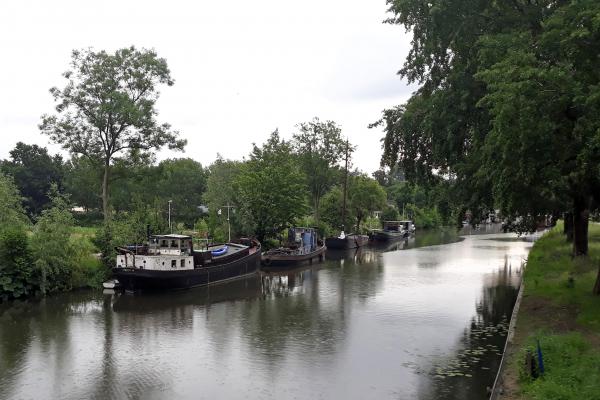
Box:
[0,229,531,400]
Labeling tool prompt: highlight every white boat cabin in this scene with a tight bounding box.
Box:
[383,220,416,233]
[116,234,195,271]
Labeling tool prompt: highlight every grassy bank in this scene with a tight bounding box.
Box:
[502,223,600,399]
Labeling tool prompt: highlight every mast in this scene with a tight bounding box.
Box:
[341,138,349,232]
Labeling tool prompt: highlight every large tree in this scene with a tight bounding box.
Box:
[236,131,307,243]
[379,0,600,256]
[293,118,347,221]
[153,158,207,226]
[348,175,387,232]
[1,142,65,217]
[40,46,186,220]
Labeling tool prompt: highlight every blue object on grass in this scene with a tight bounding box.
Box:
[537,339,545,375]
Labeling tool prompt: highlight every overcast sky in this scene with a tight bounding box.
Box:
[0,0,413,174]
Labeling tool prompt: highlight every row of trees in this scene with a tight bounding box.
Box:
[0,143,207,224]
[378,0,600,291]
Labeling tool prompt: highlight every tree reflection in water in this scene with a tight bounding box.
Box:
[418,256,522,400]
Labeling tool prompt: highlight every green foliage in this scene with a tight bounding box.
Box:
[0,142,65,217]
[30,187,76,294]
[95,201,167,268]
[0,172,29,229]
[293,118,347,220]
[511,222,600,398]
[379,0,600,240]
[0,227,35,301]
[40,46,186,219]
[68,232,104,289]
[236,130,308,242]
[523,223,600,328]
[407,204,441,229]
[348,175,386,231]
[319,186,351,233]
[519,333,600,400]
[153,158,207,226]
[203,157,245,238]
[380,205,399,227]
[295,215,333,239]
[194,218,209,238]
[320,176,386,233]
[64,156,101,212]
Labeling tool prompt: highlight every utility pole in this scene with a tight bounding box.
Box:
[219,203,235,242]
[168,200,172,233]
[341,138,349,233]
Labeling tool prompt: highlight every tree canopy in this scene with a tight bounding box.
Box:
[293,118,347,221]
[40,46,186,219]
[379,0,600,255]
[0,142,65,217]
[236,131,308,242]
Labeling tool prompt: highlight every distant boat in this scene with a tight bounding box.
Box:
[112,234,261,292]
[262,227,326,267]
[370,220,415,242]
[325,233,369,249]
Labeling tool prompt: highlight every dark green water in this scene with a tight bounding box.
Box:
[0,229,531,399]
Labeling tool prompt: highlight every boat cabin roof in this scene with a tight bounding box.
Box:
[150,234,192,240]
[291,227,317,232]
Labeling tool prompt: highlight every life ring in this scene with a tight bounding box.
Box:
[263,257,272,266]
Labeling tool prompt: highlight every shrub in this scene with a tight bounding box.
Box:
[0,227,35,301]
[30,188,76,294]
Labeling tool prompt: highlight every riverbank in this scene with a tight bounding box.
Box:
[496,224,600,399]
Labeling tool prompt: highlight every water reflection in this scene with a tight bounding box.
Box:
[0,231,531,400]
[419,257,521,399]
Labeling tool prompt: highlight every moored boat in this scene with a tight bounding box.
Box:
[325,233,369,249]
[113,234,261,292]
[369,220,416,242]
[261,227,326,267]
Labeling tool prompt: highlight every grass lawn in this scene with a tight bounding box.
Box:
[501,223,600,399]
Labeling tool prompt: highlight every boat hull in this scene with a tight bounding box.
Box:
[325,235,369,249]
[261,245,326,267]
[369,230,409,242]
[113,250,261,292]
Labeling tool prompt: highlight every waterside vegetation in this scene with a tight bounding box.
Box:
[502,223,600,399]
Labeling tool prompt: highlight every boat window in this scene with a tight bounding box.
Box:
[171,260,176,268]
[180,259,185,268]
[171,240,178,248]
[161,240,168,247]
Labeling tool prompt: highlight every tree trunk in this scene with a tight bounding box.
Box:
[564,212,573,242]
[102,161,110,221]
[593,262,600,296]
[572,197,589,256]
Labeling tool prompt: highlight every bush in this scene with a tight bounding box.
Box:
[30,189,76,294]
[0,227,35,301]
[69,231,105,288]
[408,204,442,229]
[295,215,334,239]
